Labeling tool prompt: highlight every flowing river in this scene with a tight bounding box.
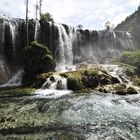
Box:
[0,90,140,140]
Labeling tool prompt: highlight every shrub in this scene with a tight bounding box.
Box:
[40,13,54,22]
[23,41,55,84]
[121,50,140,75]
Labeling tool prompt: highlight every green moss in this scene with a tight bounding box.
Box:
[67,73,82,91]
[133,77,140,86]
[127,87,138,94]
[59,72,69,78]
[114,83,127,95]
[0,88,35,96]
[81,68,99,76]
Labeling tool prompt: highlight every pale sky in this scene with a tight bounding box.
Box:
[0,0,139,29]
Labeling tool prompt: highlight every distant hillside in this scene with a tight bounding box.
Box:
[115,6,140,48]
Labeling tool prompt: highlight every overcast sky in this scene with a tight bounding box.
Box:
[0,0,139,29]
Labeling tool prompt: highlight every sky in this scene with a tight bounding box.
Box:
[0,0,139,29]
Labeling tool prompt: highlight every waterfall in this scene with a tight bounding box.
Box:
[35,74,72,98]
[42,74,67,90]
[0,17,34,85]
[34,20,40,40]
[0,17,136,86]
[54,23,75,72]
[75,29,134,63]
[0,69,24,88]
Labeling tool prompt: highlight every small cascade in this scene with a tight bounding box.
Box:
[34,20,40,40]
[102,64,130,84]
[0,59,11,84]
[102,64,140,93]
[9,21,17,50]
[35,74,72,98]
[0,69,24,88]
[42,75,67,90]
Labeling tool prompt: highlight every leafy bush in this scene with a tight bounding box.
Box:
[40,13,54,22]
[121,50,140,74]
[23,41,55,84]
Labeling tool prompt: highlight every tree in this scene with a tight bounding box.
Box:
[105,21,114,31]
[77,24,83,30]
[39,0,43,18]
[40,12,54,22]
[35,2,39,19]
[26,0,29,46]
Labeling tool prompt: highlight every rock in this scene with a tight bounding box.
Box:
[126,87,138,94]
[50,76,55,82]
[56,80,64,90]
[111,76,120,84]
[67,73,83,91]
[114,83,127,95]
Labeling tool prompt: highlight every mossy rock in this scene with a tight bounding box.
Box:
[132,76,140,86]
[67,72,82,91]
[126,87,138,94]
[114,83,127,95]
[23,41,55,85]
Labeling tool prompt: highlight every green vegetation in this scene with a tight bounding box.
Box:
[121,49,140,74]
[40,12,54,22]
[67,72,82,91]
[0,88,35,96]
[132,76,140,86]
[127,87,138,94]
[23,41,55,85]
[115,6,140,47]
[114,83,127,95]
[59,67,119,91]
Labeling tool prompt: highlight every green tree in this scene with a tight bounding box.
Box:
[40,12,54,22]
[105,21,114,30]
[77,24,83,30]
[26,0,29,46]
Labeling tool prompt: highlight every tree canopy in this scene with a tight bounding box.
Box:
[40,12,54,22]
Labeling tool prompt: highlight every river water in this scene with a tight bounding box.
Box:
[0,90,140,140]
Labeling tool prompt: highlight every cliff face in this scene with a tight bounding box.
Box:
[115,6,140,48]
[0,17,135,84]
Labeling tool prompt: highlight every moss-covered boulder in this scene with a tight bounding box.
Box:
[126,86,138,94]
[97,83,138,95]
[114,83,127,95]
[67,72,83,91]
[59,67,120,91]
[23,41,55,85]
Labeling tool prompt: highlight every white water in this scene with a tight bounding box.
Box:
[34,20,40,40]
[102,64,140,93]
[0,60,11,84]
[55,23,75,72]
[35,89,72,99]
[0,69,24,88]
[61,92,140,139]
[35,74,72,98]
